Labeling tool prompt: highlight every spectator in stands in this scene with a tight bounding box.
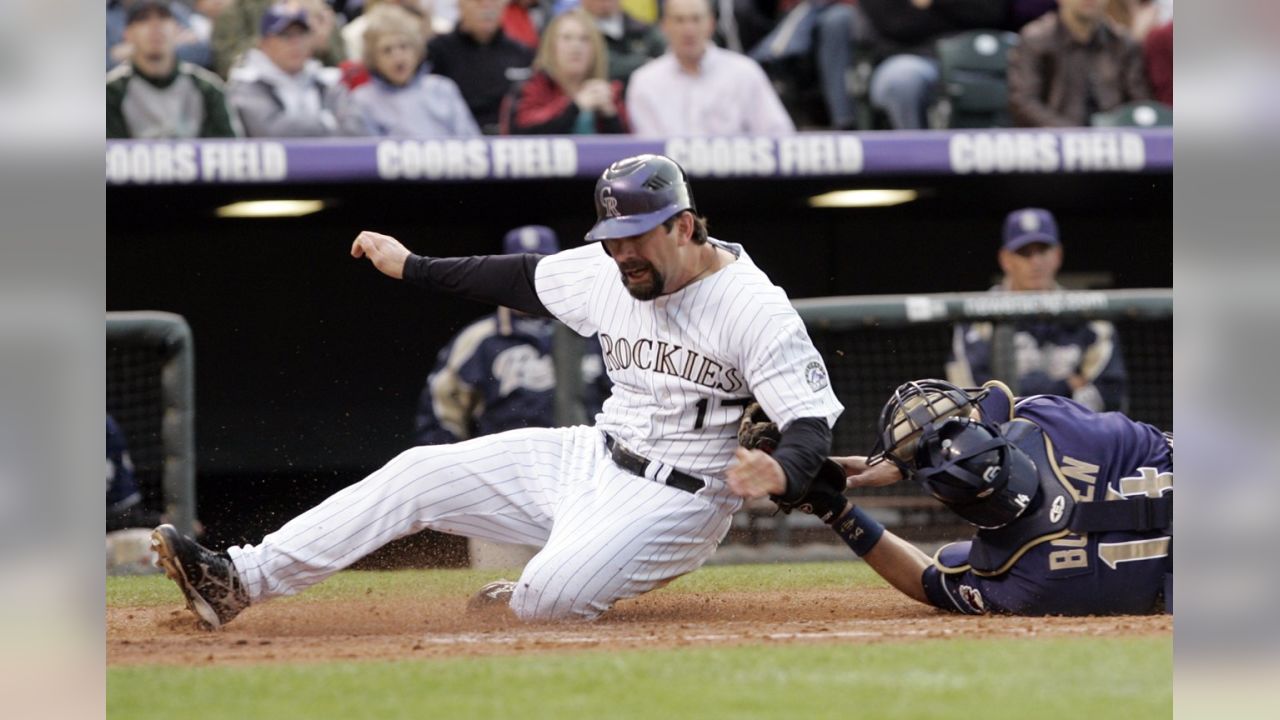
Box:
[300,0,347,62]
[1106,0,1165,43]
[351,4,481,136]
[501,9,628,134]
[107,1,239,138]
[414,225,611,446]
[579,0,665,88]
[213,0,347,77]
[108,0,215,71]
[1111,0,1173,108]
[1008,0,1151,127]
[946,208,1128,413]
[226,2,365,136]
[1144,18,1171,106]
[433,0,463,33]
[188,1,234,51]
[342,0,433,61]
[858,0,1008,130]
[502,0,554,50]
[429,0,537,134]
[747,1,865,131]
[626,0,794,136]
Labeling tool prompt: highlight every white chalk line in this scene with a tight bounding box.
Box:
[414,618,1114,647]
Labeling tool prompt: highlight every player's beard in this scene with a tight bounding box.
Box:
[618,261,665,300]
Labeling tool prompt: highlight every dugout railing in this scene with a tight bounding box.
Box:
[106,311,197,535]
[732,288,1172,545]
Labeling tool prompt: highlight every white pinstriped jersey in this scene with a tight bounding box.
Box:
[534,239,844,476]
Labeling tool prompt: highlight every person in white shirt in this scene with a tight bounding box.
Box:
[625,0,794,137]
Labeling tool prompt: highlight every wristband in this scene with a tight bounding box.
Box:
[832,505,885,557]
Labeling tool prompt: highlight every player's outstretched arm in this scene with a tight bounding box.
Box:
[860,530,932,604]
[833,455,904,489]
[828,503,932,605]
[353,231,554,317]
[352,230,411,279]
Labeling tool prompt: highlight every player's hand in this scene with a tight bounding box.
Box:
[833,455,904,489]
[726,447,786,499]
[351,230,410,279]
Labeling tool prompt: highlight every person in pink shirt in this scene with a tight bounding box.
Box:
[625,0,794,136]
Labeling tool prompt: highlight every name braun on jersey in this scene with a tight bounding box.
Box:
[599,333,745,393]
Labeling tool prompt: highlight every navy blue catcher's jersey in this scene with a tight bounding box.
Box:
[921,394,1172,615]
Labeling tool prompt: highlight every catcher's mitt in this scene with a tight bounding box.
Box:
[737,402,781,454]
[773,459,849,523]
[737,403,847,522]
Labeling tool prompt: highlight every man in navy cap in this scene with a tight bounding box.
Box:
[224,1,363,136]
[413,225,612,446]
[946,207,1129,412]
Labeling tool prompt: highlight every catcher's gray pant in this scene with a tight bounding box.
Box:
[227,425,742,621]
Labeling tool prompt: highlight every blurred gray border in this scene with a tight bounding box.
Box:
[1176,2,1280,718]
[0,4,105,718]
[6,0,1276,717]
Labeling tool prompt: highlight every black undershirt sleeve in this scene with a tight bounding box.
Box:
[769,417,833,502]
[402,253,553,318]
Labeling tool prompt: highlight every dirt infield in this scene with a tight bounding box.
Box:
[107,587,1171,667]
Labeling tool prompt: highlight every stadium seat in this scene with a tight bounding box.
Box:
[1090,101,1174,128]
[929,29,1019,129]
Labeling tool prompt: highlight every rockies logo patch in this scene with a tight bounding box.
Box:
[804,361,829,392]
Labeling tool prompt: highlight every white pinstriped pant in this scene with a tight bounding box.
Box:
[226,425,742,621]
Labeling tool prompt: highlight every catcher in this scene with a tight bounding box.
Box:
[727,379,1172,615]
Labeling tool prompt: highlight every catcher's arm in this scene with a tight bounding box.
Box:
[832,455,904,489]
[826,501,932,604]
[859,527,932,604]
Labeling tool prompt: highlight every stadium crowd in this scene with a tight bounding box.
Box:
[106,0,1173,139]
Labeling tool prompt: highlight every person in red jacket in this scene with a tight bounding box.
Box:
[500,8,629,134]
[1144,20,1172,106]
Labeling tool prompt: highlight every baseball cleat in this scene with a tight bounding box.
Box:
[466,579,517,613]
[151,524,249,630]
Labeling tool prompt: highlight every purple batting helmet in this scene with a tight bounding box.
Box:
[584,155,696,242]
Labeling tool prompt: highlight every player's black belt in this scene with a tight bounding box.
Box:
[603,433,705,494]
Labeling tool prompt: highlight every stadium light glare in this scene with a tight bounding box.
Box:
[215,200,326,218]
[807,189,919,208]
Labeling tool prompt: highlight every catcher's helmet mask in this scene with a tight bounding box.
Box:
[913,417,1039,529]
[585,155,697,243]
[869,379,987,472]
